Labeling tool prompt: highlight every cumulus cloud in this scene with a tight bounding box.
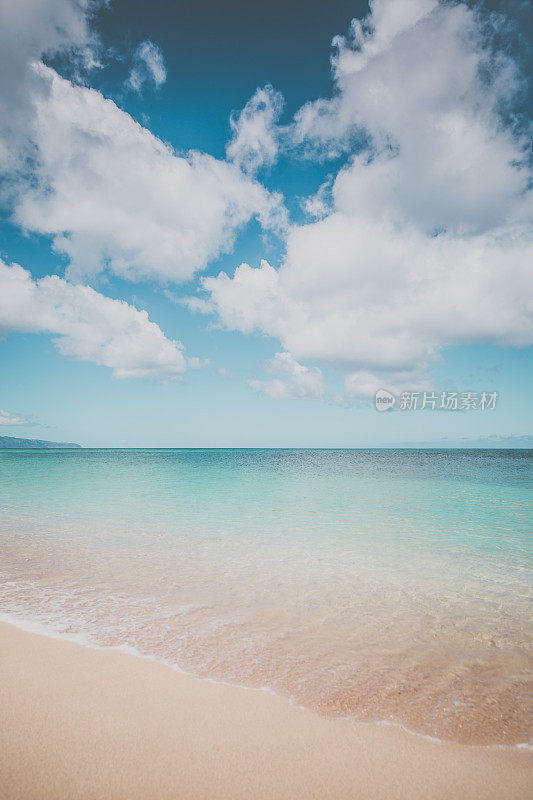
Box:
[292,0,530,234]
[0,1,285,285]
[0,409,33,426]
[187,356,209,369]
[11,65,285,283]
[199,0,533,398]
[226,85,284,173]
[0,0,100,175]
[126,39,167,93]
[0,259,187,379]
[249,352,324,400]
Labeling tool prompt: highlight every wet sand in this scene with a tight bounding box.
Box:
[0,620,531,800]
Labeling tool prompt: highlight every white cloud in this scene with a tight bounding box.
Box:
[1,0,531,402]
[203,225,532,397]
[187,356,210,369]
[11,64,285,284]
[0,2,285,285]
[226,85,284,173]
[0,259,187,379]
[126,40,167,93]
[249,352,324,400]
[0,0,99,175]
[200,0,533,398]
[0,409,33,426]
[343,368,434,401]
[292,0,530,235]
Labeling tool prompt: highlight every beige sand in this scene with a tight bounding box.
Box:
[0,620,531,800]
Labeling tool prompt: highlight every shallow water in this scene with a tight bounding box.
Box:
[0,448,531,744]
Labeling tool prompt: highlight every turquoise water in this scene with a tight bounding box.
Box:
[0,449,531,744]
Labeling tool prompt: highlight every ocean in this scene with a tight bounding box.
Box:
[0,448,531,745]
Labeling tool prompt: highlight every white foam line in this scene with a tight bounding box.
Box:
[0,611,278,696]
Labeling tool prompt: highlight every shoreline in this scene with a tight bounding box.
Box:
[1,619,531,799]
[2,611,531,753]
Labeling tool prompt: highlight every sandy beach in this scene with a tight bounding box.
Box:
[0,620,531,800]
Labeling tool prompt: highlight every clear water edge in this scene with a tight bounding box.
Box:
[0,610,530,752]
[1,448,531,747]
[0,613,533,752]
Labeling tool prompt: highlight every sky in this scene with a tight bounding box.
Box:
[0,0,532,447]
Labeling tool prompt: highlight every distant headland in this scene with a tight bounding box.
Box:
[0,436,82,449]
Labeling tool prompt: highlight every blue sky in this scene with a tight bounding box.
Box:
[0,0,531,446]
